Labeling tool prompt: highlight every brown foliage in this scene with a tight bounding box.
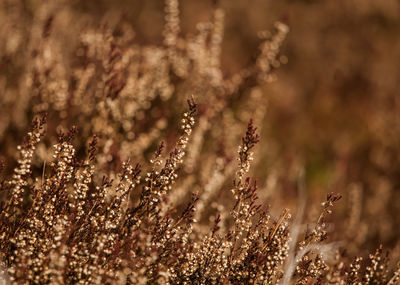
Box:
[0,0,399,284]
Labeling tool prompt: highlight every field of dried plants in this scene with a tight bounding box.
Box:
[0,0,399,284]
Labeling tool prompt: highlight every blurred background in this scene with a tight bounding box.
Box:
[1,0,400,258]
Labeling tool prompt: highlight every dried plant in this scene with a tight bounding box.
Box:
[0,0,399,284]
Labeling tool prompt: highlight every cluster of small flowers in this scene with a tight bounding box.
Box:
[143,98,196,211]
[164,0,180,49]
[233,119,260,196]
[387,263,400,285]
[299,192,342,250]
[229,120,261,254]
[256,22,290,83]
[364,246,389,284]
[7,115,46,211]
[296,254,328,284]
[346,257,363,284]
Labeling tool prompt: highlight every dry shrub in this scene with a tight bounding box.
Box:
[0,0,399,284]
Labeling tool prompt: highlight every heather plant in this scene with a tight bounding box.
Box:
[0,0,400,284]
